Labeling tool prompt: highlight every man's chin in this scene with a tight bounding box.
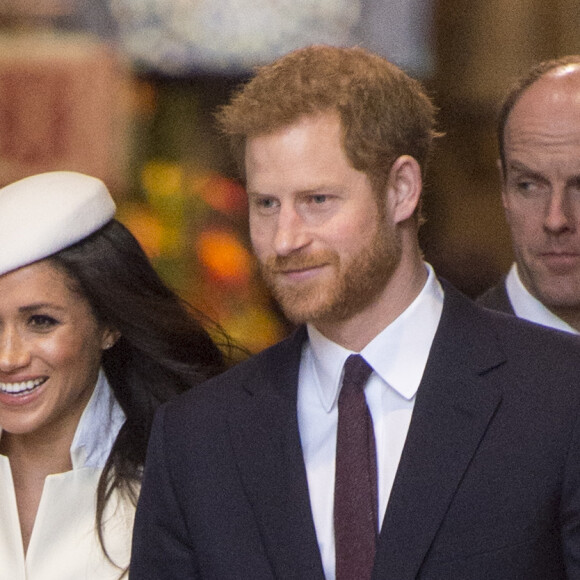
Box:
[538,290,580,312]
[278,303,323,326]
[525,274,580,310]
[276,296,337,326]
[278,298,363,327]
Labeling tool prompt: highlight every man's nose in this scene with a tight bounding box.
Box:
[273,206,311,256]
[544,190,575,234]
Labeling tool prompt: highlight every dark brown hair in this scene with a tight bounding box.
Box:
[52,219,228,576]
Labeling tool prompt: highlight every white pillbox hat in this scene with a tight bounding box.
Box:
[0,171,116,277]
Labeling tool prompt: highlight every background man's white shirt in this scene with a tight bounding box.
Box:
[506,263,579,334]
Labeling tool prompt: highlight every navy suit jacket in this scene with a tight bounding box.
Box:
[131,282,580,579]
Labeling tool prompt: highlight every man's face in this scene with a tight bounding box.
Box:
[245,112,401,328]
[502,67,580,323]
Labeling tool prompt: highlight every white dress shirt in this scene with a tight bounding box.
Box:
[0,369,134,580]
[297,263,444,580]
[505,263,579,335]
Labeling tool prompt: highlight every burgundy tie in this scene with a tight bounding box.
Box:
[334,354,377,580]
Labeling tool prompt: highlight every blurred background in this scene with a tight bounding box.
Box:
[1,0,579,353]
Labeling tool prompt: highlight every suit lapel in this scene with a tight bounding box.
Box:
[373,284,506,579]
[228,328,326,579]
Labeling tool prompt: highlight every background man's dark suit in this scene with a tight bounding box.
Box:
[131,283,580,579]
[476,276,515,315]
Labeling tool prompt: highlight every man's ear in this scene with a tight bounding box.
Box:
[497,158,509,209]
[385,155,422,224]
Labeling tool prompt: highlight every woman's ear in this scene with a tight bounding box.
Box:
[385,155,422,224]
[101,328,121,351]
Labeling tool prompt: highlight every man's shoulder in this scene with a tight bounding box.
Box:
[467,276,580,352]
[484,302,580,351]
[164,326,307,410]
[439,283,580,415]
[443,278,580,364]
[150,327,307,449]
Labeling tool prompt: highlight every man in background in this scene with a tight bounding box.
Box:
[131,45,580,579]
[478,56,580,334]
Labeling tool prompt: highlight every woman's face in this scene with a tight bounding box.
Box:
[0,260,116,443]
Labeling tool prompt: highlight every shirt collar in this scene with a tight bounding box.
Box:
[306,263,444,411]
[506,263,579,335]
[70,368,126,469]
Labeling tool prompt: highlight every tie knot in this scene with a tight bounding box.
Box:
[342,354,373,393]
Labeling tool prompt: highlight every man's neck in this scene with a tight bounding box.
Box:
[314,256,428,351]
[507,264,580,334]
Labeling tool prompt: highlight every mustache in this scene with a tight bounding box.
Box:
[262,251,336,272]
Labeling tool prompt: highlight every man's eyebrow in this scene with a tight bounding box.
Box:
[506,161,545,180]
[507,160,534,173]
[247,185,340,197]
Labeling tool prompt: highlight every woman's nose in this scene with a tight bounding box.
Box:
[0,330,31,373]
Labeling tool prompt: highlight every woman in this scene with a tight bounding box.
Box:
[0,171,228,579]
